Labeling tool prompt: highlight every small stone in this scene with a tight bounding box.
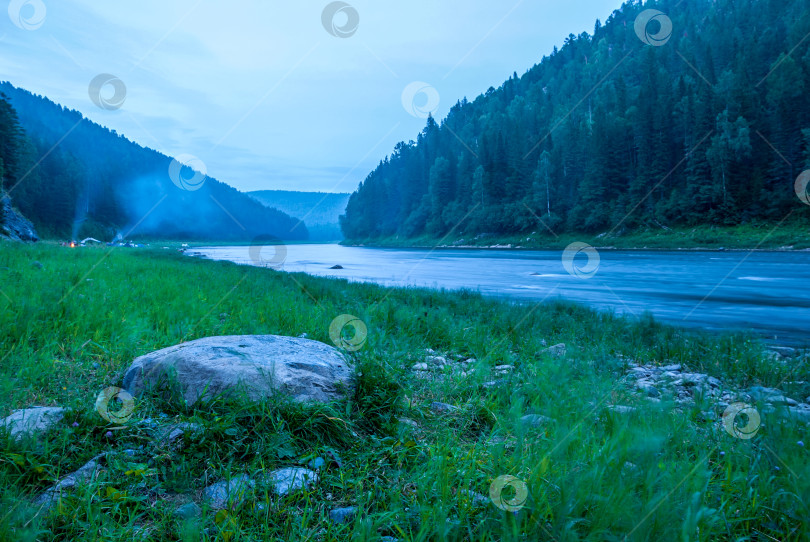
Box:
[679,373,706,387]
[520,414,553,427]
[494,365,514,374]
[461,358,476,365]
[31,261,43,269]
[607,405,636,415]
[427,356,447,366]
[748,386,783,402]
[307,457,326,470]
[634,380,660,397]
[92,362,101,370]
[430,402,459,414]
[766,395,798,407]
[174,502,201,520]
[798,441,805,447]
[661,364,682,372]
[329,506,357,524]
[768,346,796,358]
[329,265,344,270]
[397,417,418,428]
[154,422,203,448]
[412,363,429,371]
[202,475,255,510]
[459,489,489,506]
[260,467,318,496]
[543,343,566,357]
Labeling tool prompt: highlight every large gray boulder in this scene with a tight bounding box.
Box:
[1,407,66,441]
[122,335,354,405]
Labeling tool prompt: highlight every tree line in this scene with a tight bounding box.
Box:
[0,83,308,241]
[340,0,810,240]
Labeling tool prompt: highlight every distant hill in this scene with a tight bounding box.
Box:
[249,190,350,240]
[0,82,308,241]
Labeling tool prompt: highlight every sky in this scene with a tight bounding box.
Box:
[1,0,624,194]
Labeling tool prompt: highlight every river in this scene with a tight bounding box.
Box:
[186,244,810,345]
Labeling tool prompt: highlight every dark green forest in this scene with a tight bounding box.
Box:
[0,83,307,241]
[341,0,810,241]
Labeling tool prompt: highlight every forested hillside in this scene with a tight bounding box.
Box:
[249,190,350,240]
[0,83,307,241]
[341,0,810,241]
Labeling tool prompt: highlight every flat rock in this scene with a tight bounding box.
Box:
[260,467,318,496]
[430,402,459,414]
[1,407,66,441]
[123,335,354,406]
[543,343,566,357]
[154,422,203,448]
[202,475,255,510]
[606,405,637,415]
[520,414,553,427]
[766,395,798,407]
[34,453,106,507]
[782,407,810,424]
[329,506,357,524]
[748,386,783,401]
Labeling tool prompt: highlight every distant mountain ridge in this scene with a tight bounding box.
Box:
[249,190,349,240]
[0,82,308,241]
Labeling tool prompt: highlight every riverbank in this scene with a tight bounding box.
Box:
[343,222,810,251]
[1,241,808,540]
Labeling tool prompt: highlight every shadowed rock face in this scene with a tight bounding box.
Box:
[0,194,38,242]
[122,335,355,405]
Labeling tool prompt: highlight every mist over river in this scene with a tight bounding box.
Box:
[187,244,810,345]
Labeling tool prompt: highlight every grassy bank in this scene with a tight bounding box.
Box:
[344,222,810,251]
[0,241,808,540]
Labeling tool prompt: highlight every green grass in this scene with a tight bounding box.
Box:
[0,241,808,540]
[345,221,810,251]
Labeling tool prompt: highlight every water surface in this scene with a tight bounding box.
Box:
[187,244,810,344]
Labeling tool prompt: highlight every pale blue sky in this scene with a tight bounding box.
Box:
[1,0,623,193]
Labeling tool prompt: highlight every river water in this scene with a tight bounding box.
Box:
[187,244,810,345]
